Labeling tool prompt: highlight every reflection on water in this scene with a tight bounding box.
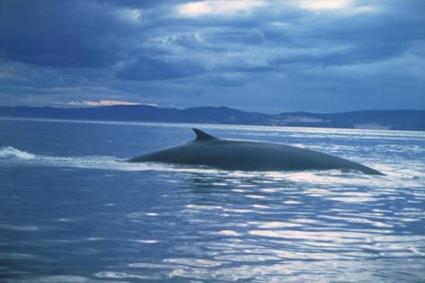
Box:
[0,121,424,282]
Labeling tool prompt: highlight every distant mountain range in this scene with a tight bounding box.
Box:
[1,105,424,131]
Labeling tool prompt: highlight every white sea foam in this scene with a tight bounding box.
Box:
[0,146,167,172]
[0,146,35,160]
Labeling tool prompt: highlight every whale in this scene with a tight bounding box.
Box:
[128,128,383,175]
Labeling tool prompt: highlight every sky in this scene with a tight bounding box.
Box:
[0,0,424,113]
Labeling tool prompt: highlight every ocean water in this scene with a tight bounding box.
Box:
[0,118,424,283]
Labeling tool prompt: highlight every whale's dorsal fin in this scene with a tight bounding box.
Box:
[192,128,217,141]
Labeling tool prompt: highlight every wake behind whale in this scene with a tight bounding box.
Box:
[129,128,383,175]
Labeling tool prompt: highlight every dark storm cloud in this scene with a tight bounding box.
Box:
[0,0,141,68]
[116,57,205,81]
[0,0,424,111]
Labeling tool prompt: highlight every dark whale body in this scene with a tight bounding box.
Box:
[128,128,383,175]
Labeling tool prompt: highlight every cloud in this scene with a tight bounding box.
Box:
[176,0,266,17]
[0,0,424,112]
[295,0,351,11]
[115,7,142,23]
[0,0,142,68]
[116,57,205,81]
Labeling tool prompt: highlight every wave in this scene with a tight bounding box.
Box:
[0,146,35,160]
[0,146,130,171]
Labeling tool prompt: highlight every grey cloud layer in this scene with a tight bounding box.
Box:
[0,0,424,111]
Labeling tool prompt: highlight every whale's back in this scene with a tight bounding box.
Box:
[129,137,382,175]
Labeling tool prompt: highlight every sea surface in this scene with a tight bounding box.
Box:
[0,118,424,283]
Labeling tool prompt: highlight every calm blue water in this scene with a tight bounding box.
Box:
[0,118,425,283]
